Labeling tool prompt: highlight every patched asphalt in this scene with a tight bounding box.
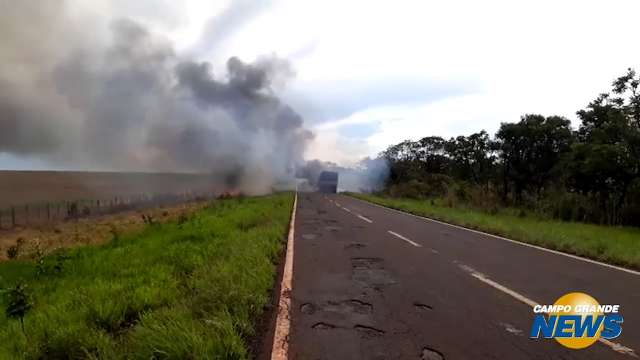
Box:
[287,192,639,359]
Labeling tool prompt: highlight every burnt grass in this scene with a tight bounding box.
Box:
[0,193,294,359]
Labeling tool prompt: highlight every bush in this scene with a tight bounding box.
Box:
[3,281,32,334]
[6,246,19,260]
[6,238,25,260]
[387,175,452,199]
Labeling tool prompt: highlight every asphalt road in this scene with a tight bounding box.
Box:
[287,192,639,359]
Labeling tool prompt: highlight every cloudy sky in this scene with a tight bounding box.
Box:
[2,0,640,169]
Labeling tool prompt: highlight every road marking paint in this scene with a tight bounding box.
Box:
[388,230,422,247]
[429,248,439,254]
[334,201,341,207]
[457,263,537,307]
[457,263,637,358]
[348,196,640,277]
[271,192,298,360]
[357,214,373,223]
[341,206,352,213]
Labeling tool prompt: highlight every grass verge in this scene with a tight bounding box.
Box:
[0,193,293,359]
[347,193,640,270]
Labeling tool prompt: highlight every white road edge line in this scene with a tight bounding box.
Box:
[348,196,640,277]
[388,230,422,247]
[458,263,637,358]
[271,192,297,360]
[357,214,373,223]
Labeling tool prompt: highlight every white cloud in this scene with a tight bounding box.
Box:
[263,0,640,163]
[6,0,640,168]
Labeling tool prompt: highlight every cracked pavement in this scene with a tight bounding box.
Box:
[287,193,639,359]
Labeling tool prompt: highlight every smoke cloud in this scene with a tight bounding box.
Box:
[297,158,389,193]
[0,1,312,194]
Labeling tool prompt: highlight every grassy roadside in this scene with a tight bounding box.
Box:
[0,193,293,359]
[347,193,640,269]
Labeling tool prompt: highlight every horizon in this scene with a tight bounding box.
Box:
[2,0,640,171]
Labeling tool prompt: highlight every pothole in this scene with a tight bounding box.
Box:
[300,303,316,315]
[351,257,384,269]
[348,299,373,314]
[354,324,385,336]
[351,258,395,288]
[421,347,444,360]
[345,242,366,250]
[312,322,337,330]
[323,299,373,315]
[413,302,433,311]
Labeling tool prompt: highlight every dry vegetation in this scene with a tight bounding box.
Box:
[0,201,207,262]
[0,170,217,208]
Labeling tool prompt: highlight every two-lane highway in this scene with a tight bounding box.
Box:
[283,193,639,359]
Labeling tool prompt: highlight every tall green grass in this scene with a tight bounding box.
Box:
[348,193,640,269]
[0,193,293,359]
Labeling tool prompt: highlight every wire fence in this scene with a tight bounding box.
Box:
[0,191,217,230]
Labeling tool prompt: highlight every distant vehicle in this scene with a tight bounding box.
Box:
[317,171,338,193]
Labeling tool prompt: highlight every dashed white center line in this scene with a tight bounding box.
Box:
[341,206,352,213]
[456,263,637,358]
[357,214,373,223]
[388,230,422,247]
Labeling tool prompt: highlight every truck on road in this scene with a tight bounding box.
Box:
[317,171,338,193]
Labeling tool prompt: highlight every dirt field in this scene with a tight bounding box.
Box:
[0,170,218,208]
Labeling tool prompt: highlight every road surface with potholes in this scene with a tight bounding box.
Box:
[285,192,639,359]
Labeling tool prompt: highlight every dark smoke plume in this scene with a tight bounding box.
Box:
[0,2,312,194]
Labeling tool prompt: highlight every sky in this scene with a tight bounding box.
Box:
[3,0,640,168]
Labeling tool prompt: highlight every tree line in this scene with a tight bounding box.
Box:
[379,69,640,226]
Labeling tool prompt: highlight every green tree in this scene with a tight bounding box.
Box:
[495,114,574,203]
[569,68,640,223]
[381,139,424,184]
[444,131,495,186]
[416,136,449,174]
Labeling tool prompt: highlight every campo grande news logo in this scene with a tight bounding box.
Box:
[530,292,624,349]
